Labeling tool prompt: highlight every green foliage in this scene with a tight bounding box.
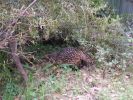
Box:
[45,75,66,93]
[22,74,44,100]
[0,52,12,93]
[91,0,105,7]
[2,81,21,100]
[0,52,22,97]
[95,41,132,71]
[1,0,133,99]
[0,51,8,64]
[22,71,67,99]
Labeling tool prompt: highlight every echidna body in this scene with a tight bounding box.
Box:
[44,47,94,68]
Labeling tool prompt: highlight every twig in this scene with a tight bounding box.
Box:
[11,0,37,27]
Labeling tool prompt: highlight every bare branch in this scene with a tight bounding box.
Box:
[9,38,28,81]
[0,0,37,81]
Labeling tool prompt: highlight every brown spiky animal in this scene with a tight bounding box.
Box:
[43,47,94,69]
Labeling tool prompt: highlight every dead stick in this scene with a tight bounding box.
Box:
[9,38,28,81]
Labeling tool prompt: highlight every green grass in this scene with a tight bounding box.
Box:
[0,51,24,98]
[1,62,133,100]
[2,81,21,100]
[21,65,69,100]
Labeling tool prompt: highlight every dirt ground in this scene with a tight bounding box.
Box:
[33,66,133,100]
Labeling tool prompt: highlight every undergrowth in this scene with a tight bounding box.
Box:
[0,0,133,99]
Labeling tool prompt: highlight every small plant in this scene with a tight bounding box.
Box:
[2,81,21,100]
[22,71,66,99]
[97,89,111,100]
[95,43,132,71]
